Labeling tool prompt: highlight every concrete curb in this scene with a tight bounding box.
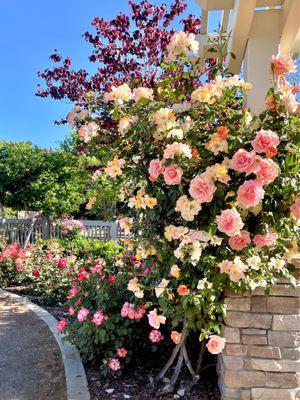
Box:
[0,289,90,400]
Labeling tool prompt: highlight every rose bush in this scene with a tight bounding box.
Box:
[0,241,29,287]
[0,235,123,305]
[64,29,299,392]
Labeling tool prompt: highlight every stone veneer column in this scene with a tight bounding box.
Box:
[218,262,300,400]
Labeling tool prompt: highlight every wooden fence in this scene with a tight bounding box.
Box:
[0,219,123,246]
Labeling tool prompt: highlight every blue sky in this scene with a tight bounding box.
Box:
[0,0,221,148]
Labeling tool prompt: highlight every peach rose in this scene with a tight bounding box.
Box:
[216,208,244,237]
[171,331,182,345]
[132,87,154,103]
[148,309,166,330]
[148,159,164,180]
[290,197,300,220]
[216,126,229,139]
[251,129,280,154]
[163,164,183,185]
[228,230,251,250]
[255,157,279,185]
[230,149,257,175]
[270,54,297,76]
[189,175,216,203]
[253,231,277,248]
[237,180,265,208]
[177,284,190,296]
[206,335,226,354]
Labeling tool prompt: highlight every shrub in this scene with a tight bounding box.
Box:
[0,242,28,287]
[63,30,299,391]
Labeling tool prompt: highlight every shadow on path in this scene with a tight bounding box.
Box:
[0,294,67,400]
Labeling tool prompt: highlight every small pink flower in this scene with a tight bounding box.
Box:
[253,232,277,248]
[68,287,79,299]
[68,306,75,316]
[163,164,183,185]
[117,347,128,358]
[230,149,257,175]
[108,274,116,283]
[251,129,279,154]
[216,209,244,237]
[206,335,226,354]
[120,302,130,318]
[92,310,105,326]
[77,267,89,281]
[290,197,300,220]
[149,329,164,343]
[148,159,164,180]
[237,180,265,208]
[189,175,216,203]
[77,307,89,322]
[108,358,121,371]
[90,263,103,275]
[134,305,146,320]
[57,258,67,269]
[57,318,67,333]
[228,230,251,250]
[127,304,136,320]
[270,54,297,76]
[32,267,40,277]
[255,157,279,185]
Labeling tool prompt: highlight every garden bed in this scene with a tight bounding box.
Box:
[5,286,221,400]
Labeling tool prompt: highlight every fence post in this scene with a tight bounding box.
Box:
[42,218,50,240]
[110,222,118,241]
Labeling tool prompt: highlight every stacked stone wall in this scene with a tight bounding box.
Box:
[218,264,300,400]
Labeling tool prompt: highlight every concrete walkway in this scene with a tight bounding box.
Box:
[0,292,67,400]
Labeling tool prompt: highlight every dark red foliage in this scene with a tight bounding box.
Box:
[37,0,200,109]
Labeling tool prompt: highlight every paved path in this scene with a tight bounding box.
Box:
[0,293,67,400]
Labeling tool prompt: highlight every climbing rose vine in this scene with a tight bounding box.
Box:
[59,31,299,392]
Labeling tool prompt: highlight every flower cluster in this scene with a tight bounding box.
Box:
[59,29,299,379]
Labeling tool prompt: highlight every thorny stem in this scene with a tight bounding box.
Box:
[160,343,185,395]
[155,342,181,382]
[155,324,187,382]
[196,340,207,374]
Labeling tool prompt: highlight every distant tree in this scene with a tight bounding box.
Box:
[36,0,201,113]
[0,141,89,217]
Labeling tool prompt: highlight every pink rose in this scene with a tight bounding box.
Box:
[270,54,297,76]
[230,149,257,175]
[149,329,164,343]
[189,175,216,203]
[57,318,67,333]
[120,302,130,318]
[68,287,79,299]
[163,164,183,185]
[237,180,265,208]
[206,335,226,354]
[108,358,121,371]
[228,230,251,250]
[253,231,277,248]
[251,129,279,154]
[216,209,244,237]
[68,306,75,316]
[255,157,279,185]
[148,159,164,180]
[92,310,106,326]
[77,307,90,322]
[117,347,128,358]
[290,197,300,220]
